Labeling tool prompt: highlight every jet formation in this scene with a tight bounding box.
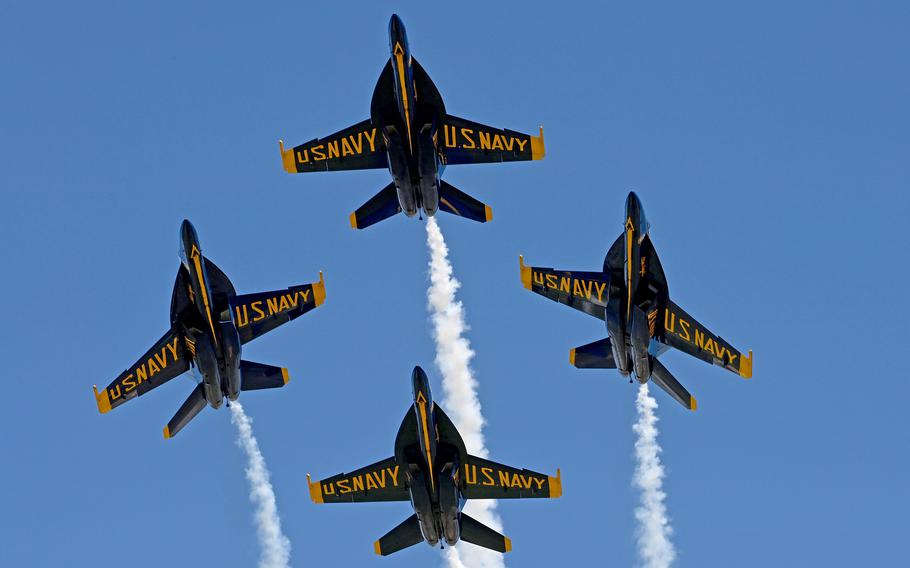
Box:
[93,220,326,437]
[307,366,561,556]
[520,192,752,410]
[279,14,545,229]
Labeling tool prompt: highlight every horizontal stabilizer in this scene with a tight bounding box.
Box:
[570,337,616,369]
[240,360,289,391]
[374,514,424,556]
[459,513,512,554]
[437,180,492,223]
[163,383,207,439]
[650,357,697,411]
[350,182,400,229]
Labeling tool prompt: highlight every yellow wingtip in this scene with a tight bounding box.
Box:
[163,426,171,439]
[279,140,297,174]
[307,473,324,504]
[281,368,290,385]
[548,468,563,498]
[504,536,513,553]
[739,349,753,379]
[569,348,576,367]
[373,540,382,556]
[313,271,326,306]
[484,204,493,222]
[93,385,111,414]
[349,212,359,229]
[690,396,698,411]
[519,255,532,290]
[531,125,546,160]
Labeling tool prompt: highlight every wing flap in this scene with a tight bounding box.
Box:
[460,455,561,500]
[661,300,752,378]
[280,119,387,173]
[308,457,409,504]
[520,256,609,320]
[440,114,544,165]
[94,328,190,414]
[229,273,325,344]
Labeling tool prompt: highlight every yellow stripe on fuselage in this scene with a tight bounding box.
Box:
[625,218,634,322]
[192,251,218,346]
[394,44,413,152]
[417,400,435,492]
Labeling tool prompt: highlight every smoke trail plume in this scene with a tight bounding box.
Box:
[425,217,505,568]
[230,401,292,568]
[633,383,676,568]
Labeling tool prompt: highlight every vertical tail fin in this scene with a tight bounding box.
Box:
[350,182,400,229]
[373,514,424,556]
[650,357,697,411]
[437,180,493,223]
[163,383,207,439]
[459,512,512,553]
[240,360,290,391]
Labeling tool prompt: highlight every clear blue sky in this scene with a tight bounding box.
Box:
[2,1,908,566]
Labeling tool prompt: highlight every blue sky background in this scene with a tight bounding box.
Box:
[2,1,908,566]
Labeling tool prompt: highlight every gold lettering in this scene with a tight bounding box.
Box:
[311,145,326,161]
[702,338,716,357]
[337,479,351,494]
[465,464,478,485]
[665,309,676,333]
[479,131,492,150]
[503,136,515,152]
[559,276,570,293]
[167,338,179,360]
[350,133,364,154]
[363,128,378,152]
[365,473,378,490]
[122,374,137,392]
[695,329,705,349]
[266,297,280,315]
[326,139,340,159]
[322,483,336,496]
[533,478,545,490]
[573,278,584,298]
[154,349,167,368]
[108,384,122,400]
[727,353,738,365]
[479,467,494,486]
[136,365,148,384]
[352,475,365,492]
[251,301,265,322]
[389,465,400,486]
[296,149,309,163]
[515,138,528,152]
[286,293,299,309]
[491,134,504,151]
[341,137,355,156]
[510,474,523,488]
[235,305,249,328]
[278,295,290,312]
[498,470,510,487]
[533,271,544,286]
[147,357,161,376]
[374,470,387,489]
[679,319,691,342]
[460,128,476,149]
[445,125,457,147]
[593,281,607,302]
[545,274,558,288]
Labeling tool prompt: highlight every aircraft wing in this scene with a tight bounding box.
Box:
[460,455,561,499]
[440,114,545,164]
[93,328,190,414]
[519,256,610,320]
[307,457,409,503]
[229,273,326,345]
[660,300,753,378]
[280,119,387,173]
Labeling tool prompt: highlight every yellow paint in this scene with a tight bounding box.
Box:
[439,196,461,216]
[739,350,753,378]
[625,218,634,322]
[531,126,546,160]
[569,348,576,366]
[416,394,435,492]
[504,537,513,553]
[281,368,290,385]
[484,204,493,222]
[190,245,218,347]
[163,425,171,439]
[689,396,698,411]
[349,212,359,229]
[548,469,563,498]
[278,140,297,173]
[518,256,532,290]
[313,272,326,306]
[393,43,413,151]
[307,474,324,503]
[92,385,111,414]
[373,541,382,556]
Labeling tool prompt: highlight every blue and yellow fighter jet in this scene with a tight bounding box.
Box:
[519,192,753,410]
[279,14,545,229]
[92,220,326,438]
[307,366,561,556]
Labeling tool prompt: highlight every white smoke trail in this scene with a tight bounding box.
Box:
[425,217,505,568]
[633,383,676,568]
[229,401,292,568]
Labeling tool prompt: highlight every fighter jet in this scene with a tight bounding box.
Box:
[92,219,326,438]
[519,192,753,410]
[307,366,561,556]
[279,14,545,229]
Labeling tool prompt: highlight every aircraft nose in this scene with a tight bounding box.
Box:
[412,365,431,401]
[180,219,199,254]
[388,14,407,49]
